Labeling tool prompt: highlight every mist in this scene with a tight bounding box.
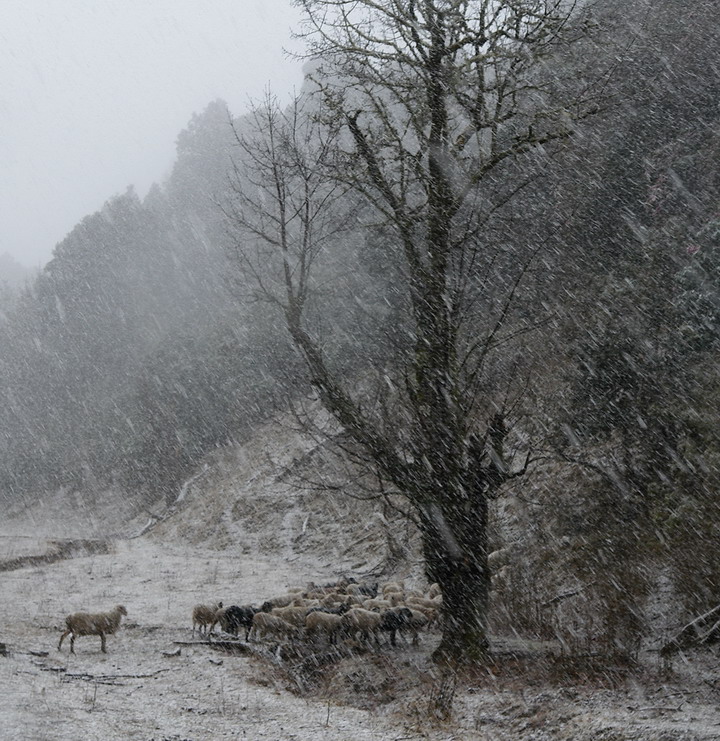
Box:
[0,0,303,269]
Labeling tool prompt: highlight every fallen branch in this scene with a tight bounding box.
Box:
[661,603,720,656]
[173,639,252,654]
[62,669,170,684]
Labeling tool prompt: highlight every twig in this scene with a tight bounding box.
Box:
[62,669,170,683]
[637,705,684,713]
[174,639,252,654]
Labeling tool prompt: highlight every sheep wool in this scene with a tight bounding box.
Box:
[57,605,128,654]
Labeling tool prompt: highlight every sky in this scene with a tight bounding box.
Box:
[0,0,304,269]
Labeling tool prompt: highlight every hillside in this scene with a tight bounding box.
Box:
[2,2,720,737]
[3,417,720,740]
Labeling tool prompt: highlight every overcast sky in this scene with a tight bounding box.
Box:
[0,0,304,269]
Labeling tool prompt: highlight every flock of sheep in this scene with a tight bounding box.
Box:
[192,577,443,649]
[55,578,442,654]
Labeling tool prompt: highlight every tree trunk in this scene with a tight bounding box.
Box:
[433,559,491,665]
[420,498,492,666]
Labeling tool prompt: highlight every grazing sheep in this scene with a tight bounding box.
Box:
[271,604,309,628]
[305,611,343,644]
[211,605,258,640]
[356,581,379,598]
[378,607,414,647]
[58,605,127,654]
[304,590,330,601]
[341,608,382,643]
[306,604,350,616]
[400,608,429,645]
[407,595,441,611]
[192,601,223,635]
[362,598,392,611]
[382,581,405,596]
[322,592,346,607]
[259,594,296,612]
[250,612,299,642]
[406,603,438,628]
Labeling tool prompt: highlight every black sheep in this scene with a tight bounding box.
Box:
[214,605,258,641]
[378,607,413,646]
[306,603,350,616]
[356,581,379,598]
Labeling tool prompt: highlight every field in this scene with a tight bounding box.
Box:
[3,421,720,740]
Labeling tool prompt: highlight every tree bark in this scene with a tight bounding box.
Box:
[419,485,492,665]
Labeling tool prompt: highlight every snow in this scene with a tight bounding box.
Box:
[3,416,720,739]
[0,537,402,740]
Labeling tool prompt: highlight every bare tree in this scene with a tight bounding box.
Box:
[227,0,603,667]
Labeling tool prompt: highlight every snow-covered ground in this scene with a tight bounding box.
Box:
[0,536,410,740]
[3,415,720,739]
[3,533,720,740]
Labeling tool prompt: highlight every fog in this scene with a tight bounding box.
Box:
[0,0,303,269]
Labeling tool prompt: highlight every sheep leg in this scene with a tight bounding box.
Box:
[58,629,70,651]
[70,634,76,654]
[100,633,107,653]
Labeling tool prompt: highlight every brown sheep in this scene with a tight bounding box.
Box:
[58,605,127,654]
[192,601,223,635]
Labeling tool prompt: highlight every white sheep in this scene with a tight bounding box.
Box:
[427,582,442,599]
[341,608,382,643]
[406,603,438,628]
[57,605,127,654]
[260,594,297,611]
[400,608,429,645]
[305,611,343,644]
[271,604,309,628]
[362,597,392,611]
[192,601,223,635]
[407,595,441,611]
[382,581,405,595]
[250,612,299,641]
[322,592,346,607]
